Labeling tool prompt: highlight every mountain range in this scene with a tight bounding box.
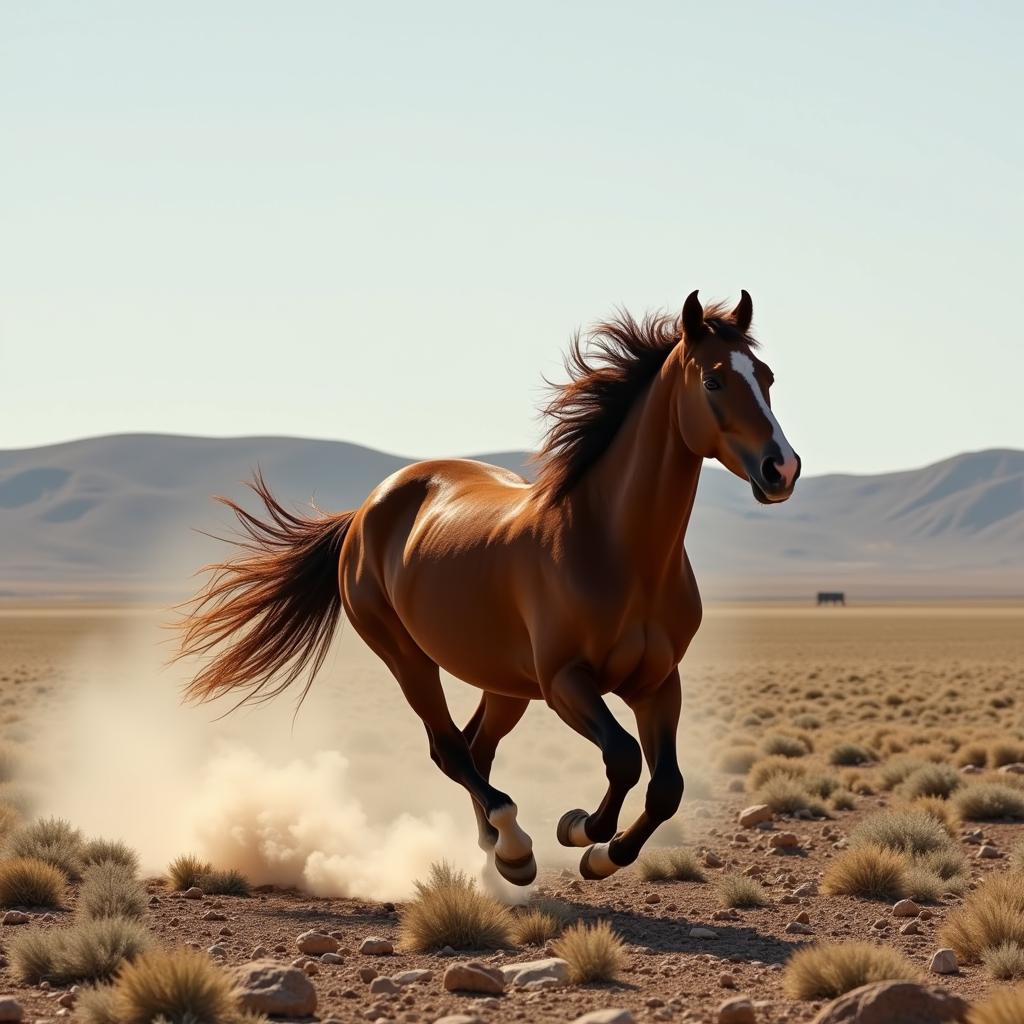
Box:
[1,435,1020,601]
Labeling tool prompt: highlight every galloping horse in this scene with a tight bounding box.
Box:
[178,290,801,885]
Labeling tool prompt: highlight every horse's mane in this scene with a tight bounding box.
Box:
[534,301,755,503]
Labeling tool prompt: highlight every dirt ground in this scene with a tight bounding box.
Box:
[0,603,1022,1023]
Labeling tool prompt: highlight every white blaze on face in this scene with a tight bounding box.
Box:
[729,350,799,487]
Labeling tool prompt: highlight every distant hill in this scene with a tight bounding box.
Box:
[0,435,1021,601]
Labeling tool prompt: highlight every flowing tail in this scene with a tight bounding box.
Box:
[176,472,355,708]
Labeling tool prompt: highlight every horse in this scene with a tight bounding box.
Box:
[177,289,801,886]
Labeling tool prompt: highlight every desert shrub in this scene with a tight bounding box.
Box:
[747,756,808,791]
[969,987,1024,1024]
[110,946,240,1024]
[831,790,856,811]
[850,809,953,856]
[909,796,960,836]
[917,847,971,889]
[5,817,85,879]
[900,763,962,800]
[792,714,821,730]
[821,847,907,900]
[197,869,251,897]
[760,734,809,758]
[1010,837,1024,873]
[955,783,1024,820]
[990,741,1024,768]
[10,916,151,983]
[82,838,140,873]
[551,919,624,982]
[0,856,65,908]
[877,757,928,790]
[399,862,513,952]
[0,802,22,836]
[166,854,212,892]
[717,874,768,908]
[76,984,120,1024]
[955,743,989,769]
[783,941,920,999]
[983,941,1024,980]
[756,776,827,816]
[829,743,873,767]
[512,908,563,946]
[902,865,946,903]
[718,746,759,774]
[78,862,148,921]
[638,847,705,883]
[941,874,1024,962]
[802,772,841,799]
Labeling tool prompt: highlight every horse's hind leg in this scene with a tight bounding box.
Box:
[358,613,536,884]
[461,693,530,857]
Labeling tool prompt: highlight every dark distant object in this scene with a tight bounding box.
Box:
[817,591,846,606]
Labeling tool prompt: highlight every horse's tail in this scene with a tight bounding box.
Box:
[176,471,356,708]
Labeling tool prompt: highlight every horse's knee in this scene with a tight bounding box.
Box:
[646,769,684,822]
[604,734,643,790]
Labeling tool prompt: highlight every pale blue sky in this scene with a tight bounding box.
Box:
[2,2,1021,474]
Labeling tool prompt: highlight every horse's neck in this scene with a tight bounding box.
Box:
[575,362,702,572]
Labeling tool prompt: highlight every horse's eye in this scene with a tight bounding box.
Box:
[703,378,721,391]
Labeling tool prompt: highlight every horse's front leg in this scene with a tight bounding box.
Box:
[544,665,643,878]
[605,670,685,869]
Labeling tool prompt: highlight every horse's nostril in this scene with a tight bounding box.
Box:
[761,457,783,487]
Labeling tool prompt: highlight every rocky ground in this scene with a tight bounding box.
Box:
[0,605,1021,1023]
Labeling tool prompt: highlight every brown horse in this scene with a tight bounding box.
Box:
[178,290,800,885]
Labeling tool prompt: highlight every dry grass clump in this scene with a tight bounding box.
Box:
[5,817,85,880]
[940,874,1024,962]
[755,776,827,817]
[878,756,928,790]
[717,873,768,908]
[782,941,920,999]
[899,763,962,800]
[850,809,953,857]
[82,838,140,873]
[512,903,566,946]
[955,743,989,769]
[908,796,961,836]
[78,862,147,921]
[197,869,251,897]
[968,987,1024,1024]
[761,733,810,758]
[167,854,212,892]
[0,802,22,836]
[0,856,66,908]
[954,783,1024,821]
[399,862,513,952]
[551,919,625,983]
[828,742,873,767]
[821,847,908,900]
[831,790,856,811]
[717,746,759,774]
[990,741,1024,768]
[10,915,151,984]
[638,847,706,883]
[747,756,807,791]
[982,941,1024,980]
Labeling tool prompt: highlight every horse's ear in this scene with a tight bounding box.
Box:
[681,290,704,340]
[732,289,753,334]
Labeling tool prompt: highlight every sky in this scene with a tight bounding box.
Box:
[2,1,1022,475]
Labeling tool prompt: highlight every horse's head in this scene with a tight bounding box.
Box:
[676,290,800,504]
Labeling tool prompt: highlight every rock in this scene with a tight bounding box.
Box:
[296,930,339,955]
[892,899,921,918]
[320,952,343,964]
[229,960,317,1018]
[392,968,432,986]
[718,997,756,1024]
[369,976,399,995]
[929,949,958,975]
[207,944,227,957]
[719,972,737,988]
[0,912,29,926]
[498,956,570,987]
[785,921,813,934]
[359,936,394,955]
[572,1012,636,1024]
[999,763,1024,774]
[645,892,661,905]
[739,805,773,828]
[689,927,718,939]
[0,999,22,1023]
[443,961,505,994]
[809,980,968,1023]
[977,845,1001,859]
[179,887,203,900]
[792,882,817,897]
[434,1016,485,1024]
[961,764,983,775]
[768,832,799,849]
[704,850,724,868]
[358,966,378,983]
[900,920,921,935]
[795,911,810,924]
[202,910,227,921]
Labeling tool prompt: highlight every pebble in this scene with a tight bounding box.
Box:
[899,920,921,935]
[704,851,724,868]
[718,996,756,1023]
[369,976,400,995]
[0,912,29,926]
[443,961,505,994]
[719,973,737,988]
[768,832,799,849]
[358,966,378,983]
[360,936,394,956]
[892,899,920,918]
[792,882,817,897]
[207,944,226,957]
[571,1011,636,1024]
[689,927,719,939]
[393,969,432,986]
[501,957,570,988]
[645,893,661,905]
[0,999,22,1023]
[794,911,810,924]
[230,960,317,1017]
[930,948,958,975]
[178,887,204,900]
[202,910,227,921]
[977,845,1001,859]
[251,945,269,959]
[320,952,343,964]
[738,805,773,828]
[785,921,813,934]
[433,1016,484,1024]
[297,930,339,955]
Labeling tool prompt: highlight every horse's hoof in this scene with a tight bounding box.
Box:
[579,843,619,880]
[494,851,537,886]
[557,808,590,848]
